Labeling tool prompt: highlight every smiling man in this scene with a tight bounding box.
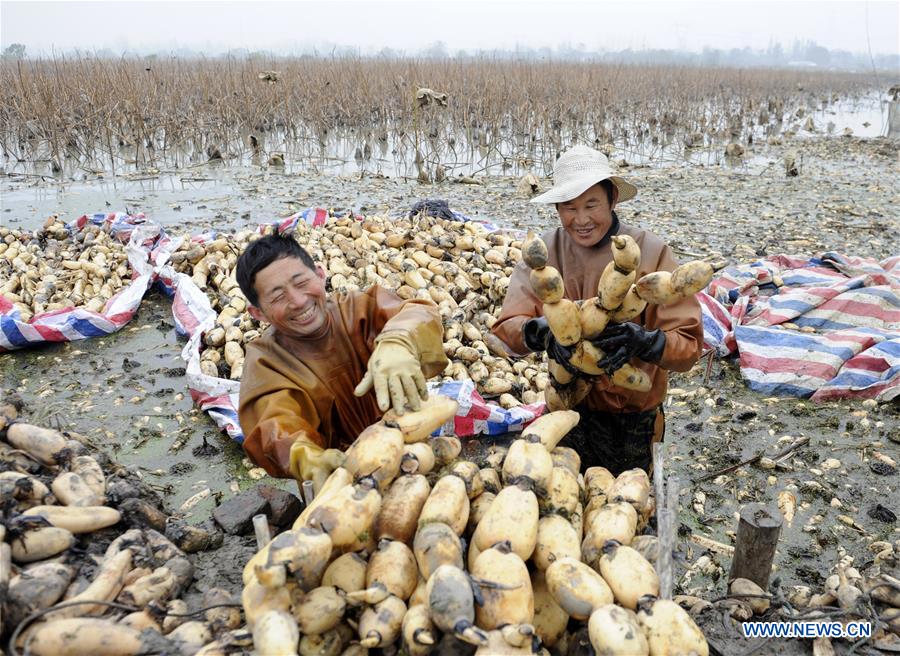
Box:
[235,233,448,489]
[492,145,703,475]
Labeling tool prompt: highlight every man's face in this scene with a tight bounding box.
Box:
[248,256,328,339]
[557,183,618,247]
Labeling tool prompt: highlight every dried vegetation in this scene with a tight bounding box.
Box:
[0,57,874,176]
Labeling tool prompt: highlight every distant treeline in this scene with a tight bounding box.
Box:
[3,39,898,73]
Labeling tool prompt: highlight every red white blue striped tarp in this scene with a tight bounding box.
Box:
[0,278,153,350]
[1,208,541,442]
[426,380,545,437]
[262,208,359,234]
[10,209,892,442]
[264,207,507,236]
[699,252,900,402]
[158,211,544,442]
[0,213,158,352]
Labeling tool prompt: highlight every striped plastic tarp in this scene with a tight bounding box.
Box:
[1,213,160,352]
[1,207,541,441]
[11,208,892,440]
[699,252,900,402]
[154,211,545,442]
[425,380,545,437]
[0,277,153,350]
[262,207,360,234]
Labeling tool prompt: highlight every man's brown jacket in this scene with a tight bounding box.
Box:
[238,286,448,478]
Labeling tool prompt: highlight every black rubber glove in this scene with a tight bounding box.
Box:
[522,317,580,376]
[592,322,666,374]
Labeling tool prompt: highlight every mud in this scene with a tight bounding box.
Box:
[1,133,898,654]
[4,137,897,262]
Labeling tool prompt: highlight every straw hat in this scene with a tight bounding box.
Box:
[531,145,637,204]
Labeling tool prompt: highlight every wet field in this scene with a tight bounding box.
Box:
[2,120,899,652]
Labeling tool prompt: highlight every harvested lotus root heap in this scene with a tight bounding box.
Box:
[521,231,713,410]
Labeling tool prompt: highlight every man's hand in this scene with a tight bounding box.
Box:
[523,317,580,376]
[354,340,427,415]
[592,322,666,374]
[290,442,345,493]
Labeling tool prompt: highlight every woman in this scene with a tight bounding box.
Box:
[492,145,703,474]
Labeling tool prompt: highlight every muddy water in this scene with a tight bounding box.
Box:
[3,93,889,181]
[1,133,898,652]
[5,140,898,270]
[1,171,257,232]
[0,294,261,515]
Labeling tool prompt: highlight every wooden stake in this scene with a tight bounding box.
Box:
[729,502,783,590]
[653,443,669,598]
[252,513,271,551]
[301,480,316,507]
[658,474,679,600]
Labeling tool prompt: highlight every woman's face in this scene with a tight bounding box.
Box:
[557,183,618,247]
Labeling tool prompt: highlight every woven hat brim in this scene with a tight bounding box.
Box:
[530,175,637,204]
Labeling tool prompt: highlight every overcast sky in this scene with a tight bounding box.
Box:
[2,0,898,56]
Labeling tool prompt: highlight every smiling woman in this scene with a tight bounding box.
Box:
[556,180,618,247]
[233,233,448,491]
[491,145,704,475]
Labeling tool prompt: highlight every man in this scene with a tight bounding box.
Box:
[235,233,448,489]
[492,145,703,474]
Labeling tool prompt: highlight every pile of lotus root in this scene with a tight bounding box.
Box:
[240,398,709,655]
[168,215,549,407]
[521,231,713,410]
[0,404,242,656]
[0,218,132,322]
